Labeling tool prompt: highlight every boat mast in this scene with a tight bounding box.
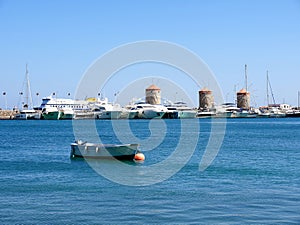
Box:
[267,71,276,105]
[266,70,269,105]
[24,64,33,109]
[298,91,300,109]
[245,64,248,92]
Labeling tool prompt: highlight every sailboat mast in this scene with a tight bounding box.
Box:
[298,91,300,109]
[25,64,33,109]
[266,70,269,106]
[267,71,276,105]
[245,64,248,92]
[25,64,29,107]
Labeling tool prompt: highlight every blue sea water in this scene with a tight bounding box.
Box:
[0,118,299,224]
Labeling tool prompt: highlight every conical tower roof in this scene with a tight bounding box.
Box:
[199,87,212,93]
[237,88,248,94]
[146,84,160,90]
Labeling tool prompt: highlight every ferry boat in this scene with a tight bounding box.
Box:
[39,96,90,110]
[42,107,62,120]
[60,107,74,120]
[38,96,92,120]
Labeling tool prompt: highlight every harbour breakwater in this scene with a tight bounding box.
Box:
[0,110,15,120]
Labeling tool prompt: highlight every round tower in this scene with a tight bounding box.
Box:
[199,87,214,109]
[145,84,161,105]
[237,89,250,109]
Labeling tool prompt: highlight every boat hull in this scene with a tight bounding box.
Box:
[286,112,300,117]
[231,111,249,118]
[70,142,139,160]
[73,111,97,119]
[128,111,139,119]
[96,111,122,119]
[42,111,62,120]
[197,111,216,118]
[61,113,74,120]
[14,111,41,120]
[215,111,233,118]
[138,110,165,119]
[270,113,286,118]
[60,108,74,120]
[178,111,197,119]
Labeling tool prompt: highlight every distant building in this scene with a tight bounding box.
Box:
[237,89,250,109]
[145,84,161,105]
[199,87,214,109]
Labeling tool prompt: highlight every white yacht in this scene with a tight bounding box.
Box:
[232,110,249,118]
[120,106,139,119]
[97,110,122,119]
[172,102,197,119]
[14,109,41,120]
[214,103,255,118]
[258,105,287,118]
[269,107,286,118]
[94,98,122,120]
[163,101,197,119]
[131,102,167,119]
[197,110,216,118]
[164,106,178,119]
[214,103,235,118]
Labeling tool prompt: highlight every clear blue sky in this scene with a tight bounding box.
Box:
[1,0,300,108]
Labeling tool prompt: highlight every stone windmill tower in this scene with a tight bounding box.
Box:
[199,87,214,109]
[145,84,161,105]
[237,89,250,109]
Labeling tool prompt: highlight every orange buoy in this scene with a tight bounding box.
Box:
[134,153,145,161]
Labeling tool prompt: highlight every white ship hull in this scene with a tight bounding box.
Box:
[178,110,197,119]
[138,110,165,119]
[14,110,41,120]
[96,110,122,119]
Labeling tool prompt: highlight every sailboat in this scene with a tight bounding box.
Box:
[14,64,41,120]
[259,71,285,118]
